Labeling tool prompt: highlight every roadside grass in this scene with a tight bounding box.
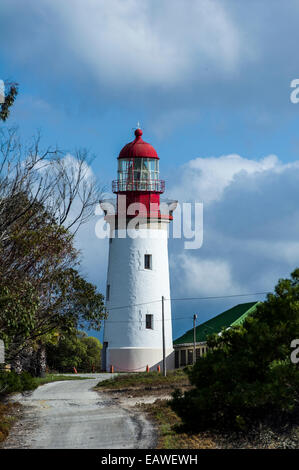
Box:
[31,373,93,388]
[140,399,217,449]
[95,369,190,393]
[0,402,19,443]
[140,399,299,449]
[0,371,92,398]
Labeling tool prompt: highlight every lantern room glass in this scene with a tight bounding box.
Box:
[117,158,159,191]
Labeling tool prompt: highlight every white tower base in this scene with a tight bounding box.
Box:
[107,348,174,372]
[102,222,174,373]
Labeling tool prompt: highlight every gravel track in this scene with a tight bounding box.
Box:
[2,374,156,449]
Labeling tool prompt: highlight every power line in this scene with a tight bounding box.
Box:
[104,317,197,324]
[104,307,263,325]
[170,292,269,301]
[108,299,161,311]
[106,291,268,312]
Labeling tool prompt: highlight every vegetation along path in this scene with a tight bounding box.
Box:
[2,374,156,449]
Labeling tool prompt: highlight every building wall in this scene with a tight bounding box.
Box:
[174,344,208,368]
[103,223,173,372]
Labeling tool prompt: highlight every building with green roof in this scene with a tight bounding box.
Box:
[173,302,259,368]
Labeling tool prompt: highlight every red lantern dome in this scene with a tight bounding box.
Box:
[118,129,159,160]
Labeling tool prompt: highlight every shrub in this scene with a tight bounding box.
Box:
[46,331,102,373]
[0,371,36,395]
[170,269,299,431]
[19,371,36,391]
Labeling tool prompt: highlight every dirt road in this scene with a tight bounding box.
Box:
[2,374,156,449]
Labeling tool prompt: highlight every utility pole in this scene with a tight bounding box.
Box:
[162,296,166,376]
[193,314,197,365]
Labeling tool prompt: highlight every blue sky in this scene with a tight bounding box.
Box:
[1,0,299,341]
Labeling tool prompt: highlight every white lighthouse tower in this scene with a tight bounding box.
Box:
[101,128,176,372]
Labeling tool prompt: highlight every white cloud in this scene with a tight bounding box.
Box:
[246,240,299,265]
[74,215,108,291]
[169,153,299,204]
[168,152,299,297]
[173,254,240,296]
[2,0,299,128]
[56,155,108,290]
[61,153,95,182]
[48,0,245,87]
[1,0,248,89]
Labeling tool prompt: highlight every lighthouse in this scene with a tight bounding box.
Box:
[100,128,176,372]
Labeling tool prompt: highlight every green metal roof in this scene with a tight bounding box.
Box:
[173,302,259,345]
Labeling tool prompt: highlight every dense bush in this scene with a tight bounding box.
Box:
[0,371,36,395]
[171,269,299,431]
[46,331,102,373]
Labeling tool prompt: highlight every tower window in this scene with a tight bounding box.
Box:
[106,284,110,301]
[144,254,152,270]
[146,314,153,329]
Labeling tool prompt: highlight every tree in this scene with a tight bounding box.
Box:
[171,269,299,431]
[0,81,18,122]
[0,128,105,374]
[79,333,102,372]
[0,127,101,240]
[46,331,102,373]
[0,222,106,370]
